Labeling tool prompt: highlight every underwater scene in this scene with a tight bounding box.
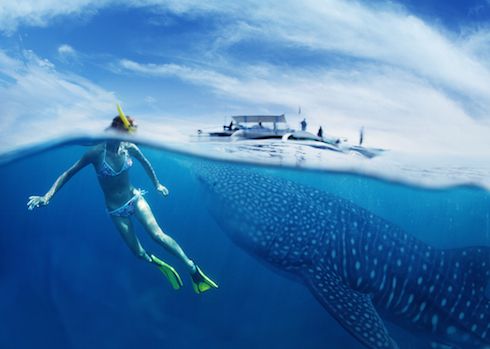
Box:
[4,0,490,348]
[2,140,490,349]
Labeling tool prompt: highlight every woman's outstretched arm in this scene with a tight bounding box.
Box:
[127,143,169,197]
[27,150,95,210]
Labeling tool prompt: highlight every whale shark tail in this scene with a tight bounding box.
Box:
[191,265,218,294]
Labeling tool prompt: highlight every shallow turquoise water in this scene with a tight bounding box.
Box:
[1,140,490,349]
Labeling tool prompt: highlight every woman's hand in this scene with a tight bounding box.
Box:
[156,184,169,197]
[27,196,49,210]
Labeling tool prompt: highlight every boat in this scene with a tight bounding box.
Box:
[196,114,386,158]
[205,114,290,139]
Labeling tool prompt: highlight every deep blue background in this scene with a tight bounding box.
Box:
[1,143,490,349]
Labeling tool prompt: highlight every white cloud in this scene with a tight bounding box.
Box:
[0,0,98,33]
[118,59,240,91]
[58,44,78,62]
[0,0,230,33]
[145,96,156,105]
[0,49,116,152]
[202,0,490,115]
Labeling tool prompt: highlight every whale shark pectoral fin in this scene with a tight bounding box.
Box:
[301,267,399,349]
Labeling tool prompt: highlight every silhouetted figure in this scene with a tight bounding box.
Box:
[301,118,307,131]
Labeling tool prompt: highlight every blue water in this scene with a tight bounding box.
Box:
[1,141,490,349]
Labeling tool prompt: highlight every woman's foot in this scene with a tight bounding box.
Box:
[150,255,183,290]
[190,265,218,294]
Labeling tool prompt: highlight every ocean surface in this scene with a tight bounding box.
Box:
[1,137,490,349]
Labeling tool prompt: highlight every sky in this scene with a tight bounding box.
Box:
[2,0,490,161]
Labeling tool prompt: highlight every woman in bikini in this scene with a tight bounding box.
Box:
[27,116,217,293]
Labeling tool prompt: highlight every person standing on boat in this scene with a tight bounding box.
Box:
[301,118,307,131]
[317,126,323,138]
[27,114,217,294]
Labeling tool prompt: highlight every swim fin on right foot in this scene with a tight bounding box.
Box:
[150,255,183,290]
[190,265,218,294]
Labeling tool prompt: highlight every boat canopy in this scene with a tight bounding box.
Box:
[232,115,286,123]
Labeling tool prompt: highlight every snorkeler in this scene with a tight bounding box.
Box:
[27,109,217,294]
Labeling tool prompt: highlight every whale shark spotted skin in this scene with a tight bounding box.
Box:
[195,162,490,349]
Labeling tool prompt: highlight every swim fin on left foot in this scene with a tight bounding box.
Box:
[150,255,183,290]
[190,265,218,294]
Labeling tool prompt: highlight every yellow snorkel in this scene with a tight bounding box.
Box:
[117,102,134,133]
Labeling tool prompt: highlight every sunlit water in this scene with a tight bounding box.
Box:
[1,137,490,349]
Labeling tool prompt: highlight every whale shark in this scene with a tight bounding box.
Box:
[194,162,490,349]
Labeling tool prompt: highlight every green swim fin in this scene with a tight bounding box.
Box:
[150,255,183,290]
[190,265,218,294]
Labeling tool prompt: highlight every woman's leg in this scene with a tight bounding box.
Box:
[110,215,152,263]
[134,196,196,273]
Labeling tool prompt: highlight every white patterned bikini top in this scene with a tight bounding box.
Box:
[96,144,133,178]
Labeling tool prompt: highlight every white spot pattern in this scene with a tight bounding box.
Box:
[197,163,490,349]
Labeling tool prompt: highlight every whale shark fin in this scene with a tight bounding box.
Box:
[190,265,218,294]
[150,255,183,290]
[301,266,399,349]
